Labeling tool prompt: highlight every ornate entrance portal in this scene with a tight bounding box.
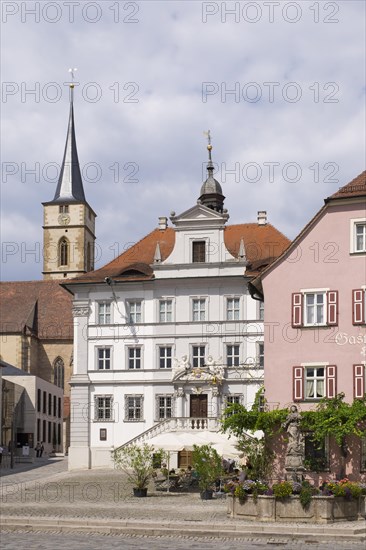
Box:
[190,394,208,418]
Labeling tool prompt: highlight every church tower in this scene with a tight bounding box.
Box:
[42,84,96,280]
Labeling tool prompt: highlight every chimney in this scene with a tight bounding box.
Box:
[257,211,267,226]
[158,216,168,230]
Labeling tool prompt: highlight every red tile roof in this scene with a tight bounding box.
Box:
[224,224,290,276]
[67,224,290,285]
[326,170,366,201]
[0,280,73,340]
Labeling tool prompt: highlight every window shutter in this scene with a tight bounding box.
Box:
[354,364,365,399]
[293,366,304,401]
[353,289,365,325]
[292,293,303,328]
[326,365,337,398]
[327,291,338,326]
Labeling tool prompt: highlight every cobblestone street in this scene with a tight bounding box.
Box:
[1,458,365,548]
[1,530,366,550]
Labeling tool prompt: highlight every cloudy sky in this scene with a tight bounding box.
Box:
[1,0,365,281]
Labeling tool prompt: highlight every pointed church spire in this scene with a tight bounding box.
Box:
[199,130,225,213]
[53,75,86,203]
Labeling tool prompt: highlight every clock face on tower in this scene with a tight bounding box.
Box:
[58,214,70,225]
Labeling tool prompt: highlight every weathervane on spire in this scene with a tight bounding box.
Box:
[203,129,213,162]
[68,67,77,89]
[68,67,77,101]
[68,67,78,82]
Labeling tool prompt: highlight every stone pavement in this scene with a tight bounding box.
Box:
[1,457,365,546]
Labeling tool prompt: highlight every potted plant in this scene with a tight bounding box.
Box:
[113,443,161,497]
[192,444,223,500]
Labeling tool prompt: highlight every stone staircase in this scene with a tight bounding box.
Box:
[115,417,221,451]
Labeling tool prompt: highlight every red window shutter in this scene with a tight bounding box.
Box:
[293,366,304,401]
[292,293,303,328]
[326,365,337,398]
[327,291,338,326]
[354,364,365,399]
[353,289,365,325]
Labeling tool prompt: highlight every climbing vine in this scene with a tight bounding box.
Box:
[300,393,366,446]
[222,390,366,448]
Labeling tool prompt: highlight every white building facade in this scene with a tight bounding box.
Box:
[66,145,289,470]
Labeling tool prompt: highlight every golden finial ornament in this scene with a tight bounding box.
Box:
[203,130,213,161]
[68,67,78,88]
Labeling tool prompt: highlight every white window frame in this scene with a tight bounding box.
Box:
[350,218,366,253]
[303,290,327,326]
[94,395,114,421]
[125,395,143,421]
[96,347,112,370]
[224,394,242,415]
[127,300,142,324]
[226,297,240,321]
[192,298,206,322]
[191,239,207,263]
[97,301,112,325]
[226,394,242,405]
[304,365,326,400]
[158,346,173,369]
[156,395,174,420]
[226,344,240,367]
[192,345,206,368]
[159,299,173,323]
[257,342,264,368]
[127,346,142,370]
[258,301,264,321]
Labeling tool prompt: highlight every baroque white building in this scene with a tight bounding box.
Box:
[65,136,289,470]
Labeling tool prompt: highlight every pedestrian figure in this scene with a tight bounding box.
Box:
[35,442,41,458]
[39,442,44,457]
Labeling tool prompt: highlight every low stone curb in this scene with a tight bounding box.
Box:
[1,516,365,542]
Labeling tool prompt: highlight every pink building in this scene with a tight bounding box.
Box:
[251,171,366,481]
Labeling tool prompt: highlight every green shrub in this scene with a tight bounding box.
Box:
[272,481,293,499]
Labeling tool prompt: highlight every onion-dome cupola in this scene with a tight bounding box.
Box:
[198,130,225,213]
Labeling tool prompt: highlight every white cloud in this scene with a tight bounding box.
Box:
[1,0,365,280]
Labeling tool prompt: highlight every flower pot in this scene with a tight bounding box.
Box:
[133,487,148,497]
[200,489,213,500]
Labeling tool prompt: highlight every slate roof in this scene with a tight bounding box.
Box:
[0,280,73,340]
[49,95,86,204]
[66,223,290,286]
[0,360,33,377]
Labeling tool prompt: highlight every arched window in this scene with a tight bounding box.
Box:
[59,238,69,266]
[54,357,64,389]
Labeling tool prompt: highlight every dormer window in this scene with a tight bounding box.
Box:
[192,241,206,263]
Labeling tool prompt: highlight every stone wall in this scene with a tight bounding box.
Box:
[228,495,366,523]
